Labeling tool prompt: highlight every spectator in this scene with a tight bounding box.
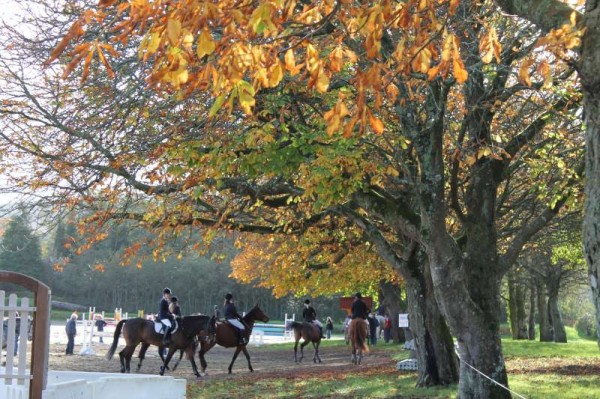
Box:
[94,314,107,344]
[65,313,77,355]
[325,317,334,339]
[383,314,392,343]
[367,313,379,345]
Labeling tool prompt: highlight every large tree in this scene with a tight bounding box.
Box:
[4,1,588,397]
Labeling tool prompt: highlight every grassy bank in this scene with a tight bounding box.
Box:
[189,327,600,399]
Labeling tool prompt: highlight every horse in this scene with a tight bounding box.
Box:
[348,318,369,365]
[105,314,210,378]
[198,304,269,374]
[290,321,322,363]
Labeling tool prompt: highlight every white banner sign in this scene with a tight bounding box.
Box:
[398,313,409,328]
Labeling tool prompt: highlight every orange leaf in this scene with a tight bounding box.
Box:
[453,58,468,83]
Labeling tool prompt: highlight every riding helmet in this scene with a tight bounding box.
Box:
[163,287,172,294]
[355,292,362,299]
[171,296,178,302]
[304,299,310,304]
[225,293,233,300]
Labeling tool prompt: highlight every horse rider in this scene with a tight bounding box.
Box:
[302,299,324,338]
[158,287,174,345]
[351,292,370,334]
[223,293,247,345]
[170,296,182,317]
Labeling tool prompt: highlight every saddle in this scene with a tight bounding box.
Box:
[154,319,178,334]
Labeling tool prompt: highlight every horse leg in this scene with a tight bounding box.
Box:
[241,346,253,372]
[300,340,310,363]
[118,349,126,373]
[123,346,136,373]
[185,346,201,379]
[199,341,215,374]
[160,347,176,376]
[294,341,299,363]
[314,342,322,363]
[171,349,184,371]
[227,346,243,374]
[137,343,150,372]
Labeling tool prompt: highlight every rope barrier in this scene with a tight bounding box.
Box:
[454,347,527,399]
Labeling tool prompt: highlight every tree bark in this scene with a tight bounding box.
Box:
[405,250,459,387]
[528,284,536,340]
[507,272,528,339]
[582,2,600,350]
[537,282,553,342]
[547,283,567,343]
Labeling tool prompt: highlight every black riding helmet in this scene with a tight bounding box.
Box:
[225,293,233,300]
[171,296,178,302]
[163,287,172,295]
[304,299,310,304]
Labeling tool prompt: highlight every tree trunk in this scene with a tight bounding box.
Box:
[404,250,459,387]
[547,284,567,343]
[507,272,528,339]
[582,3,600,350]
[537,281,553,342]
[528,284,536,340]
[379,280,405,343]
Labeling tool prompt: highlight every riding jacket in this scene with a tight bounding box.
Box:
[351,299,369,319]
[302,306,317,322]
[158,298,171,320]
[223,301,241,320]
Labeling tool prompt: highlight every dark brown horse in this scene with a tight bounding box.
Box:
[106,315,210,378]
[198,304,269,374]
[348,318,369,365]
[290,321,322,363]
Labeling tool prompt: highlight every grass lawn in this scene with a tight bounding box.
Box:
[189,327,600,398]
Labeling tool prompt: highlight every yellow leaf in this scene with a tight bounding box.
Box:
[268,63,283,87]
[386,83,399,103]
[518,59,532,86]
[368,110,384,134]
[315,66,330,93]
[167,18,181,47]
[196,28,216,59]
[182,30,194,50]
[329,46,344,72]
[285,49,296,72]
[453,58,468,83]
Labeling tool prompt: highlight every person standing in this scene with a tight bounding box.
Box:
[302,299,323,338]
[223,293,246,345]
[94,314,107,343]
[325,316,334,339]
[367,312,379,345]
[158,288,174,345]
[65,313,77,355]
[383,314,392,343]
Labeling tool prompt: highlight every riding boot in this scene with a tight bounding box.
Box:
[162,329,171,345]
[237,329,246,345]
[319,326,324,338]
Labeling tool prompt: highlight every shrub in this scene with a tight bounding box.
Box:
[575,314,598,339]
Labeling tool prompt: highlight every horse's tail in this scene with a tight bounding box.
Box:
[106,319,126,360]
[350,319,369,353]
[290,321,303,330]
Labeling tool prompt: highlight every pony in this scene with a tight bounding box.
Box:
[290,321,322,363]
[198,304,269,374]
[105,314,210,378]
[348,318,369,365]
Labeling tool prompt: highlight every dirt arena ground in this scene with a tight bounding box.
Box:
[47,340,397,382]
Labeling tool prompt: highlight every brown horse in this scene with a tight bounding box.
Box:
[348,318,369,365]
[290,321,322,363]
[106,315,210,378]
[198,304,269,374]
